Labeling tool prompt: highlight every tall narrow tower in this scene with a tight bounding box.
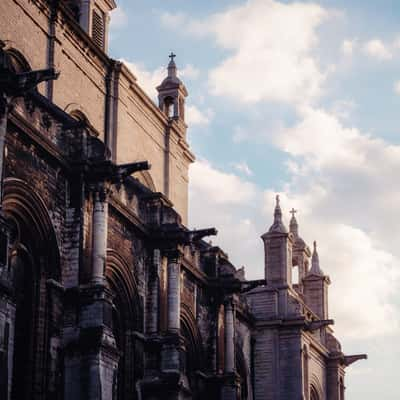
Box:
[156,53,188,123]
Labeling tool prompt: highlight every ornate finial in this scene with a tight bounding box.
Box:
[309,240,323,275]
[290,208,297,218]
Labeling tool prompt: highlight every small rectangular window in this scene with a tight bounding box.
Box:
[92,10,105,50]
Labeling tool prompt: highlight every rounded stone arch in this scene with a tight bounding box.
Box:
[2,177,61,280]
[310,375,324,400]
[2,178,61,399]
[4,47,32,73]
[64,103,91,123]
[180,303,204,397]
[106,249,142,330]
[135,170,156,192]
[106,249,143,400]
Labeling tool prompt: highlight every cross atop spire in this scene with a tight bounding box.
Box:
[169,52,176,62]
[290,208,297,218]
[167,52,177,78]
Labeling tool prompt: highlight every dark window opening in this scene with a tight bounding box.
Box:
[64,0,81,21]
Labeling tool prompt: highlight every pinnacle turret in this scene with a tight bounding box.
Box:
[289,208,298,237]
[268,195,288,234]
[309,241,324,276]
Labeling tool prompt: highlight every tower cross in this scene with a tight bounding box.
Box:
[169,52,176,62]
[290,208,297,218]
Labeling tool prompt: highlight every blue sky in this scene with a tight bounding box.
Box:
[109,1,400,398]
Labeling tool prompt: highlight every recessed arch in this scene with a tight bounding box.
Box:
[2,178,61,400]
[4,47,32,73]
[2,177,61,280]
[310,375,324,400]
[135,170,156,192]
[180,304,204,398]
[106,249,142,329]
[64,103,91,122]
[106,249,143,400]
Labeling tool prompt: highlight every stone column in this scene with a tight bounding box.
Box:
[224,299,235,373]
[146,248,161,334]
[167,249,181,333]
[91,186,108,284]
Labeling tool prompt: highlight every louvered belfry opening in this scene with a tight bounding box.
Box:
[92,9,105,49]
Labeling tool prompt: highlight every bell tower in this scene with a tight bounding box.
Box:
[156,53,188,123]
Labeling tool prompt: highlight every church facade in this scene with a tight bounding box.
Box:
[0,1,366,399]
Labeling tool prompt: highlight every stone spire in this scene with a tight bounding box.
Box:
[309,241,324,276]
[268,195,288,234]
[289,208,298,237]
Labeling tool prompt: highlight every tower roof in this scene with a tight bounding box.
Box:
[157,52,187,94]
[267,195,288,234]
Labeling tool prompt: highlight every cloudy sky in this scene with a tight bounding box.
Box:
[109,1,400,398]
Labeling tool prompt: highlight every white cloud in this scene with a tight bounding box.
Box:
[186,105,213,126]
[110,7,128,29]
[160,11,187,29]
[179,64,200,80]
[190,160,257,205]
[162,0,330,105]
[189,160,262,273]
[232,161,253,176]
[268,107,400,337]
[363,39,393,60]
[394,80,400,94]
[342,39,356,55]
[189,107,400,339]
[122,60,164,100]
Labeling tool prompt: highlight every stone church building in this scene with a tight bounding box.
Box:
[0,0,366,399]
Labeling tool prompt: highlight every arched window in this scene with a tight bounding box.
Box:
[163,96,174,118]
[180,306,204,399]
[2,178,61,400]
[106,251,143,400]
[9,245,35,400]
